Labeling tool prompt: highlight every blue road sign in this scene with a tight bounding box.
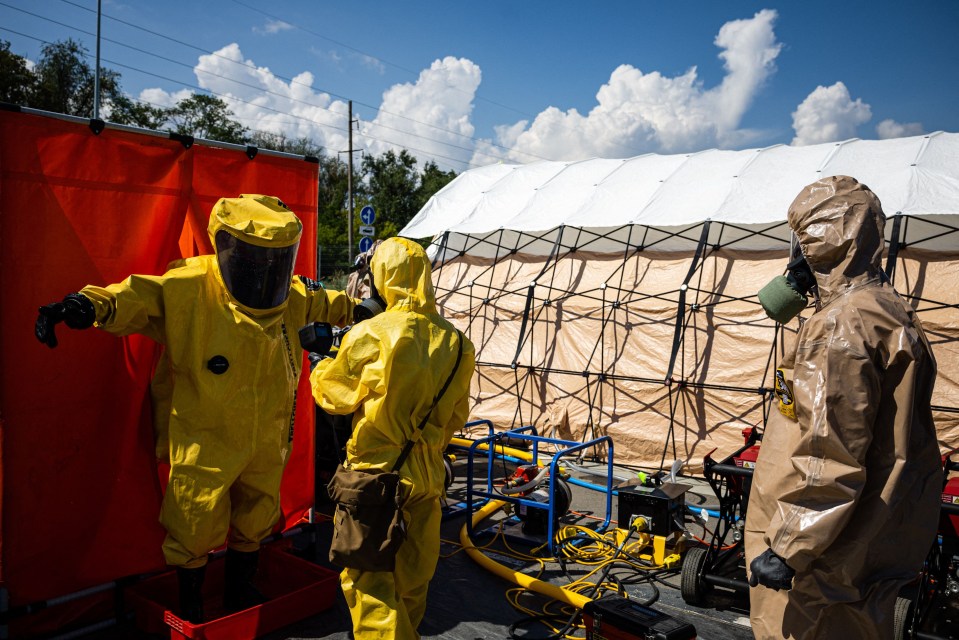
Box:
[359,236,373,253]
[360,205,376,225]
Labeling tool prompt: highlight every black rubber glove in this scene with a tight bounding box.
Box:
[35,293,96,348]
[307,352,332,372]
[748,548,795,591]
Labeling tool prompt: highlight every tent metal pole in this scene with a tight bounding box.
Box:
[665,221,711,381]
[512,226,565,366]
[884,213,904,284]
[432,231,450,272]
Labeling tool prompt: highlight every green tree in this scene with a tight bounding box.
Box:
[249,130,324,157]
[361,149,420,239]
[30,39,124,117]
[415,161,457,213]
[316,153,365,275]
[108,95,169,129]
[167,93,247,144]
[0,40,35,105]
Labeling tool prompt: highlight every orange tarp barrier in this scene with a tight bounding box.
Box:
[0,110,319,617]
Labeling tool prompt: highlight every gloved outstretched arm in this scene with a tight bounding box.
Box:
[35,293,96,348]
[748,548,795,591]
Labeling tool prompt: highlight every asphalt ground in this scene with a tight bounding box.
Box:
[278,450,754,640]
[78,451,756,640]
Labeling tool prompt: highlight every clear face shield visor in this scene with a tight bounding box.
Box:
[215,230,299,310]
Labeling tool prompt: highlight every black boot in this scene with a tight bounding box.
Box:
[223,548,267,612]
[176,565,206,624]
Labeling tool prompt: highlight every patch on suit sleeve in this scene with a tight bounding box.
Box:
[775,368,797,421]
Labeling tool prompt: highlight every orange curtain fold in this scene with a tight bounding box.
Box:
[0,111,319,618]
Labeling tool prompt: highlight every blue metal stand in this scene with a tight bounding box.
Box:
[465,424,614,555]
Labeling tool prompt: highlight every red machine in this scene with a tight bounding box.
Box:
[896,450,959,639]
[680,427,759,605]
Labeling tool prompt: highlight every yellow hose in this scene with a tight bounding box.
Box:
[459,499,593,610]
[449,436,535,462]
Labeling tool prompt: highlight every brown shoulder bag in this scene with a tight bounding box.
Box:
[327,332,463,572]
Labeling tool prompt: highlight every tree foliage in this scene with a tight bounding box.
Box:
[167,93,247,144]
[416,161,457,211]
[362,149,420,239]
[0,40,34,105]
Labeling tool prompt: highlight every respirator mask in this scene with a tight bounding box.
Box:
[353,267,386,323]
[758,239,816,324]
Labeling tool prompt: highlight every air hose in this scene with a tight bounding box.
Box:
[449,436,535,462]
[460,500,592,610]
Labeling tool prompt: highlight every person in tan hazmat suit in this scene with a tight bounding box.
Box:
[745,175,941,638]
[34,195,356,624]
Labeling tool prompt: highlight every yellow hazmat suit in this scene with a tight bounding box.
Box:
[80,195,355,568]
[745,176,941,639]
[311,237,475,640]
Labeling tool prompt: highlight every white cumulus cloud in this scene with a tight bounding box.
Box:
[471,9,782,165]
[790,81,872,146]
[876,118,924,139]
[141,43,351,153]
[362,56,481,169]
[254,19,293,35]
[137,46,480,170]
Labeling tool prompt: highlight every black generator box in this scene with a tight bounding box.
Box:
[616,482,690,537]
[583,595,696,640]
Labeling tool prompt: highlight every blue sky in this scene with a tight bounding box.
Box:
[2,0,957,171]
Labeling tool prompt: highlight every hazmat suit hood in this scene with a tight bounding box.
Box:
[208,194,302,315]
[787,175,885,306]
[368,237,436,314]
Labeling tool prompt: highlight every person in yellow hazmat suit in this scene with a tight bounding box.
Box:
[310,237,475,640]
[745,175,941,639]
[34,194,356,624]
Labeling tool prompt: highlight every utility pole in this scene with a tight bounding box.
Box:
[93,0,102,119]
[347,100,354,264]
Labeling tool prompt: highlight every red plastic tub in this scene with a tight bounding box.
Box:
[127,545,340,639]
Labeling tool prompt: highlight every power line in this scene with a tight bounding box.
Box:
[0,25,482,170]
[227,0,537,120]
[53,0,545,162]
[7,1,510,163]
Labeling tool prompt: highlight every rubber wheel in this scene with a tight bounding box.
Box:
[893,596,914,640]
[681,546,711,605]
[443,455,455,491]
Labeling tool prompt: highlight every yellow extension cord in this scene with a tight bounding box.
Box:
[450,434,677,637]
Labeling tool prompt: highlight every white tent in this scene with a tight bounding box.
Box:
[402,133,959,469]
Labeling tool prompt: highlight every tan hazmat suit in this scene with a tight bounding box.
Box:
[81,195,355,568]
[311,237,476,640]
[745,175,941,639]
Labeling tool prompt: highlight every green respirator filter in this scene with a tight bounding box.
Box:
[758,275,808,324]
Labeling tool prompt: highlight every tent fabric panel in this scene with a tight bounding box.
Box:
[407,132,959,245]
[819,135,926,215]
[904,133,959,216]
[436,244,959,472]
[896,249,959,420]
[633,149,749,226]
[460,367,765,473]
[453,161,570,234]
[502,158,626,232]
[566,154,687,228]
[403,162,514,238]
